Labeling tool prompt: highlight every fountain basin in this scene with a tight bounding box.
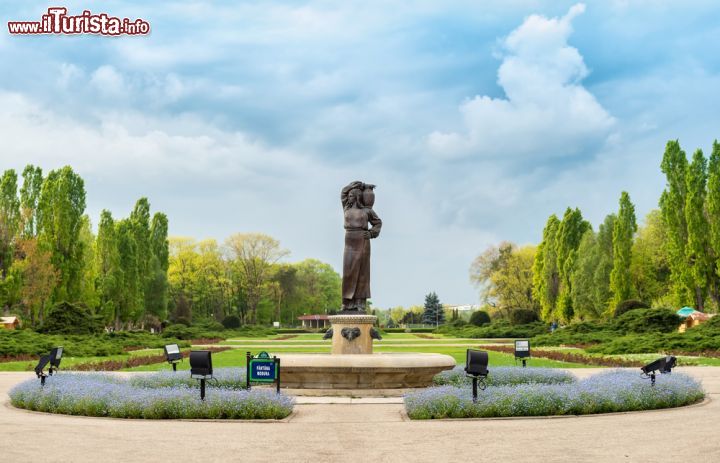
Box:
[276,353,456,389]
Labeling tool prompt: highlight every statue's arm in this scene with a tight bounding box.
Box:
[367,208,382,238]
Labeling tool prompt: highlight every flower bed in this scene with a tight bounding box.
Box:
[9,371,293,420]
[129,367,247,389]
[407,370,704,419]
[434,366,576,387]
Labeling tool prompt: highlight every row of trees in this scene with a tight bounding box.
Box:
[0,165,169,328]
[167,234,342,326]
[471,140,720,323]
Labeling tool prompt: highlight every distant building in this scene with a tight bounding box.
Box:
[0,316,20,330]
[297,314,330,329]
[678,311,713,333]
[444,304,482,312]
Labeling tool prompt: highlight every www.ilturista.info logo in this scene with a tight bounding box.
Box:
[8,8,150,36]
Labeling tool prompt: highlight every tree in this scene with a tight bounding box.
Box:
[630,210,671,305]
[708,140,720,306]
[130,198,152,318]
[594,214,615,312]
[10,238,58,326]
[610,192,637,311]
[555,208,591,322]
[571,229,600,319]
[225,233,289,324]
[115,219,141,326]
[470,242,537,317]
[533,214,560,321]
[659,140,693,306]
[19,165,43,238]
[146,213,169,320]
[95,210,122,327]
[0,169,20,280]
[685,149,712,310]
[422,291,445,326]
[36,166,87,302]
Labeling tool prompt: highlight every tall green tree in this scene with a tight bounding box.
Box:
[533,214,560,321]
[630,210,671,305]
[707,140,720,306]
[95,210,122,327]
[146,213,169,320]
[659,140,693,306]
[116,219,141,326]
[571,229,601,319]
[0,170,20,281]
[37,166,87,302]
[422,291,445,326]
[610,191,637,311]
[685,149,712,310]
[20,165,43,239]
[555,207,591,322]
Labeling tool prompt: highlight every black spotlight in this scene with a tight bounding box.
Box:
[514,340,530,368]
[164,344,182,371]
[189,350,213,400]
[464,349,489,402]
[641,355,677,386]
[34,346,63,386]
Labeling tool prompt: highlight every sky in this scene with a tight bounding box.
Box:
[1,1,720,308]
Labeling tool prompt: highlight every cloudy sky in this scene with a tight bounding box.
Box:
[2,1,719,308]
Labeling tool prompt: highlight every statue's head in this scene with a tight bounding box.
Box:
[348,188,363,208]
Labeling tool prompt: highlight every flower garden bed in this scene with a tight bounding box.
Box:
[407,369,704,419]
[9,369,293,420]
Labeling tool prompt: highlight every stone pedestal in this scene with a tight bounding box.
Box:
[328,314,376,355]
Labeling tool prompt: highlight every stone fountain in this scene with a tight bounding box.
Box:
[278,181,455,390]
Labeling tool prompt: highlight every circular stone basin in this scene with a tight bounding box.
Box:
[277,353,455,389]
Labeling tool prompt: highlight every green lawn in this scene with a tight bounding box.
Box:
[0,348,163,372]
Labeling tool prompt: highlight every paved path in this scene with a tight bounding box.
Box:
[1,368,719,462]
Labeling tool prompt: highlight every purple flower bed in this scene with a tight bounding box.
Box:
[129,368,247,389]
[9,372,293,419]
[434,366,576,387]
[407,370,704,419]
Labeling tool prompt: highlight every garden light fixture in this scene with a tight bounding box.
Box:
[464,349,489,402]
[189,350,213,400]
[34,346,63,386]
[164,344,182,371]
[641,355,677,386]
[514,340,530,367]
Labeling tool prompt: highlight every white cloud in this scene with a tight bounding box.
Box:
[90,65,126,97]
[428,3,615,160]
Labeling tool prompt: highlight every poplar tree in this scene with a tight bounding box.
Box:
[130,198,151,320]
[659,140,693,306]
[685,149,711,310]
[707,141,720,303]
[555,208,590,322]
[610,191,637,311]
[571,229,600,319]
[532,214,560,321]
[0,170,20,279]
[116,219,141,326]
[19,165,43,238]
[594,214,616,311]
[146,213,169,319]
[96,210,122,327]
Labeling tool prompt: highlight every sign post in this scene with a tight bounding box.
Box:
[514,340,530,368]
[246,351,281,393]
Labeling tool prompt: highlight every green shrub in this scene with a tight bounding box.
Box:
[509,308,539,325]
[38,302,104,335]
[222,315,241,329]
[614,299,649,317]
[469,310,491,326]
[611,308,680,334]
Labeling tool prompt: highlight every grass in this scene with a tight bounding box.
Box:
[536,346,720,367]
[0,349,164,372]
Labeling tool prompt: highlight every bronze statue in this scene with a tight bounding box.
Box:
[340,181,382,312]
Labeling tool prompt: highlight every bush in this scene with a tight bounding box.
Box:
[405,370,704,419]
[9,372,294,419]
[611,308,680,334]
[38,302,104,335]
[614,299,649,317]
[509,308,539,325]
[469,310,491,326]
[222,315,241,329]
[437,321,548,339]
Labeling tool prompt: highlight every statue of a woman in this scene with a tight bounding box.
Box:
[340,181,382,312]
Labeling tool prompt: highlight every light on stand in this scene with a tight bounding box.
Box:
[189,350,213,400]
[641,355,677,386]
[164,344,182,371]
[464,349,489,403]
